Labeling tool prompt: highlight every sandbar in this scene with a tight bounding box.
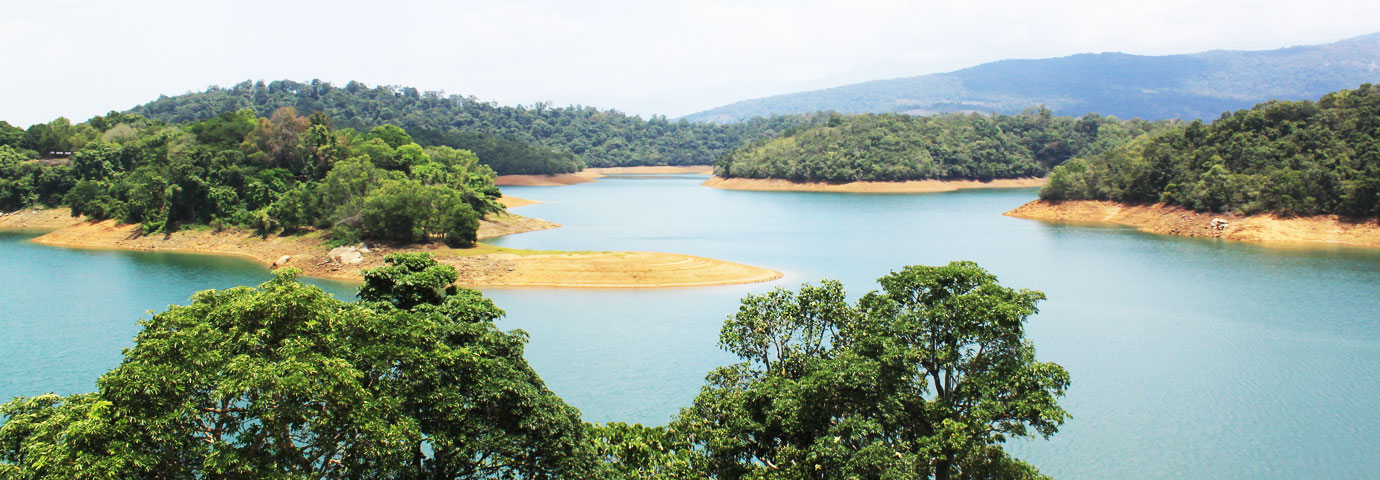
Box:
[1005,200,1380,249]
[702,176,1047,193]
[3,208,781,288]
[498,195,541,208]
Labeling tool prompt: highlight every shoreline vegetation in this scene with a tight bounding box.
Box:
[0,205,782,288]
[494,165,714,186]
[1005,200,1380,248]
[702,176,1046,193]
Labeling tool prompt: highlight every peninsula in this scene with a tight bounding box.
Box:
[0,205,782,288]
[1019,85,1380,249]
[1005,200,1380,248]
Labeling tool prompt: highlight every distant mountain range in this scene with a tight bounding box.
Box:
[684,32,1380,123]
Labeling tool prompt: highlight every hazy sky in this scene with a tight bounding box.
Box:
[4,0,1378,126]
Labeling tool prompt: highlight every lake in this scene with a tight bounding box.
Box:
[4,174,1379,479]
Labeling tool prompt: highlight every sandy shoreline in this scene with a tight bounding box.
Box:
[498,195,541,208]
[495,165,713,186]
[1005,200,1380,249]
[2,207,781,288]
[584,165,714,175]
[702,176,1047,193]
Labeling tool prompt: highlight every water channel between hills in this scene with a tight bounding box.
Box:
[3,173,1379,479]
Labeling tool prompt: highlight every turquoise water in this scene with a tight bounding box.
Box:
[4,174,1380,478]
[0,231,358,398]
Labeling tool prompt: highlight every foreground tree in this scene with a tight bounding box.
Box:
[673,261,1069,480]
[0,254,593,478]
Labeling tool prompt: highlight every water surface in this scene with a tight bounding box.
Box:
[4,174,1379,479]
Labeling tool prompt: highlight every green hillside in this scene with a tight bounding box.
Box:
[686,32,1380,123]
[715,110,1168,182]
[1040,84,1380,217]
[129,80,821,168]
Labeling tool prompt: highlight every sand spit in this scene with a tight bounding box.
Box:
[1005,200,1380,249]
[477,213,560,240]
[702,176,1047,193]
[494,165,714,186]
[4,208,780,288]
[498,195,542,208]
[453,251,781,288]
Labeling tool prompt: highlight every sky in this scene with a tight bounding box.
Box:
[3,0,1379,127]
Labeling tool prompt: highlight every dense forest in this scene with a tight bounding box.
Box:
[1,255,1068,480]
[685,32,1380,123]
[0,109,503,246]
[715,110,1169,182]
[129,79,825,168]
[1040,84,1380,218]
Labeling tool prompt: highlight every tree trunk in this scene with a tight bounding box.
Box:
[935,452,953,480]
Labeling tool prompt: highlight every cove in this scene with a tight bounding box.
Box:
[4,174,1380,479]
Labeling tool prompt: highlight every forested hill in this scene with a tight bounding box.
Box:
[715,110,1169,182]
[129,80,820,168]
[1040,84,1380,218]
[686,32,1380,123]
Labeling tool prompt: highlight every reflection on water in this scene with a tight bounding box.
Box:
[4,175,1380,479]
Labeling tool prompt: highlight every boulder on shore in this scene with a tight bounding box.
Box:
[328,246,365,265]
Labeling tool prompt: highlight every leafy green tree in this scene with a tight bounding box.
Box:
[676,262,1068,480]
[0,121,24,148]
[359,252,462,309]
[267,182,324,231]
[351,137,399,170]
[300,123,342,179]
[188,109,257,149]
[393,143,429,171]
[63,180,116,218]
[359,179,434,243]
[369,124,413,149]
[0,260,595,478]
[357,179,478,246]
[589,422,699,480]
[69,142,124,181]
[1040,84,1380,218]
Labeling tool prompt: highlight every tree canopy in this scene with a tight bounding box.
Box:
[1039,84,1380,218]
[1,257,1066,479]
[602,262,1069,480]
[1,108,500,247]
[715,111,1168,182]
[128,79,827,168]
[0,255,594,478]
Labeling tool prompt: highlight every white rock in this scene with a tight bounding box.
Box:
[328,246,365,265]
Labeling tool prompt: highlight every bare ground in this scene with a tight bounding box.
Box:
[2,206,780,288]
[701,176,1047,193]
[1005,200,1380,248]
[494,165,714,186]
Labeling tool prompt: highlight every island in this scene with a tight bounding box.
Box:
[0,204,782,288]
